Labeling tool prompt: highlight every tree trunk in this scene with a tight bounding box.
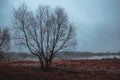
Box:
[38,56,52,71]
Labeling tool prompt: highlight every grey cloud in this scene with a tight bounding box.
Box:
[0,0,120,52]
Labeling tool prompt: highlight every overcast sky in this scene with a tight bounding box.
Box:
[0,0,120,52]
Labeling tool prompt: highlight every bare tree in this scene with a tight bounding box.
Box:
[0,27,10,51]
[0,27,10,62]
[13,4,76,70]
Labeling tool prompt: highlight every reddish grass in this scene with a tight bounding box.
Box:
[0,59,120,80]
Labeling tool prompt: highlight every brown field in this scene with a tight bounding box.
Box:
[0,59,120,80]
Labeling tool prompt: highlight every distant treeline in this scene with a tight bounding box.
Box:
[1,51,120,60]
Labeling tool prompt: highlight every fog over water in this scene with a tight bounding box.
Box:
[0,0,120,52]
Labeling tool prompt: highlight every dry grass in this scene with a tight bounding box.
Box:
[0,59,120,80]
